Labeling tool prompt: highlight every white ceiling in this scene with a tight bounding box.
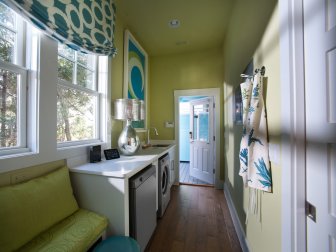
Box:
[114,0,234,56]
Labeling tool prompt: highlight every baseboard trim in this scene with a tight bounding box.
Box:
[223,183,249,252]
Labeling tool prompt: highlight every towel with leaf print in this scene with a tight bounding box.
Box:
[239,79,253,187]
[239,72,272,192]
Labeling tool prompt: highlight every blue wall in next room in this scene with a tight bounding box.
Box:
[179,114,190,162]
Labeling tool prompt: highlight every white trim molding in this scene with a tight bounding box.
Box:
[224,183,249,252]
[174,88,222,189]
[279,0,306,251]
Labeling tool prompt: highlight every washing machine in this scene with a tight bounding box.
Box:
[157,153,170,218]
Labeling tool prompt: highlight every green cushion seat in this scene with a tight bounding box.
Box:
[17,208,108,252]
[0,165,108,252]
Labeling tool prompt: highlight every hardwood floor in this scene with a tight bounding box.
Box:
[179,162,211,185]
[146,185,242,252]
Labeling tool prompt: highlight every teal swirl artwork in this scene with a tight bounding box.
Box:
[128,40,145,101]
[125,30,147,129]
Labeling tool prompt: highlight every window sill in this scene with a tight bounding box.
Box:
[0,148,35,159]
[57,139,104,150]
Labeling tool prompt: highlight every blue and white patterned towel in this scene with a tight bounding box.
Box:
[239,72,272,192]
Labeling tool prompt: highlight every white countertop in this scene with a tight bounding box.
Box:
[69,144,175,178]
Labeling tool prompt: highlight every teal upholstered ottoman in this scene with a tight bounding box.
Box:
[94,236,140,252]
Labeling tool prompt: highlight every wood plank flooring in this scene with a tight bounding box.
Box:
[179,162,211,185]
[145,185,242,252]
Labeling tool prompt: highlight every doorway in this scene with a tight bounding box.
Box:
[178,96,213,185]
[174,88,221,189]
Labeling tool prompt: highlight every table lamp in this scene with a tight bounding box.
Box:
[114,99,144,155]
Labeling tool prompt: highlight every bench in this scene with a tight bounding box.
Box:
[0,165,107,252]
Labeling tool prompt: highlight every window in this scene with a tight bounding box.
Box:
[0,2,110,163]
[0,2,27,154]
[57,43,100,144]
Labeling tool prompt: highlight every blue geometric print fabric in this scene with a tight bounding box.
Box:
[4,0,117,56]
[239,73,272,192]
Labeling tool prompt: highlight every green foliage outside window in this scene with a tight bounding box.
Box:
[57,87,95,142]
[0,3,18,148]
[57,44,97,143]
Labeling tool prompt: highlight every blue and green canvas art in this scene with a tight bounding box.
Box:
[128,39,145,128]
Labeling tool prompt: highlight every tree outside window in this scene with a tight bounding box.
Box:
[0,2,21,148]
[57,43,98,143]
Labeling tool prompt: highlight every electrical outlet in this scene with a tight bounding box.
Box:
[165,121,174,128]
[11,173,28,184]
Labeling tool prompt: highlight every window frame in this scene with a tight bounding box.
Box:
[0,3,111,166]
[56,44,103,148]
[0,6,29,156]
[57,47,97,90]
[0,60,28,155]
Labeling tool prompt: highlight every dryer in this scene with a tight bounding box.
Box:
[157,153,170,218]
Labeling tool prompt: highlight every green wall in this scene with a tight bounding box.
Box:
[150,48,225,179]
[223,1,281,251]
[110,13,148,147]
[112,2,282,250]
[110,12,125,148]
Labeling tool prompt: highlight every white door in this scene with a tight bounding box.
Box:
[304,0,336,251]
[189,97,214,184]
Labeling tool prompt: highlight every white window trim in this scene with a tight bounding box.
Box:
[57,46,99,146]
[56,54,109,149]
[58,49,97,90]
[0,7,39,158]
[0,55,28,156]
[98,56,110,145]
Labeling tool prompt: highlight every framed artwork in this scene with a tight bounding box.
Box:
[233,86,243,125]
[123,30,148,130]
[234,60,254,125]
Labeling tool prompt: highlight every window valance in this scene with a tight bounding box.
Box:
[4,0,117,56]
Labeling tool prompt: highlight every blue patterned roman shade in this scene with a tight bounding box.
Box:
[3,0,117,56]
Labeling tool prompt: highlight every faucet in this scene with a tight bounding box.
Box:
[147,127,159,145]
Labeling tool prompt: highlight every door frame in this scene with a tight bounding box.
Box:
[279,0,306,251]
[174,88,221,189]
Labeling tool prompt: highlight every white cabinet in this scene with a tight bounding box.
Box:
[69,145,176,237]
[70,172,130,236]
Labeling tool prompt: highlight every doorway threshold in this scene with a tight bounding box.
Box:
[179,162,213,186]
[179,182,214,188]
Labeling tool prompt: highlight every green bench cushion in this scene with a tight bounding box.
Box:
[0,166,79,251]
[17,208,108,252]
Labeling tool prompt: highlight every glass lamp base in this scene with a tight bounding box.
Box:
[118,121,140,155]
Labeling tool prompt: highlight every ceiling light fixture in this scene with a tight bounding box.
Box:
[169,19,180,28]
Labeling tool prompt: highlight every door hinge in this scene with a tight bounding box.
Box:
[213,103,215,108]
[306,201,316,222]
[213,136,215,141]
[213,169,215,174]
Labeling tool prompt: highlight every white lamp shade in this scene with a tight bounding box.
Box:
[114,98,144,121]
[140,100,145,120]
[114,99,134,120]
[131,99,140,121]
